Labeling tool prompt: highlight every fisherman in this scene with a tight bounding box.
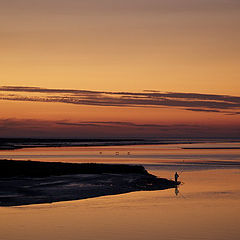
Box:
[174,172,179,183]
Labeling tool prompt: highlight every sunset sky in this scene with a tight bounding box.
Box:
[1,0,240,138]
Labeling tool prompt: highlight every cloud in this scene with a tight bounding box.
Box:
[225,112,240,115]
[1,86,240,114]
[185,108,222,113]
[0,118,55,129]
[0,118,240,138]
[57,121,195,129]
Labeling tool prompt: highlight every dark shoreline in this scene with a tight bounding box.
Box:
[0,159,180,206]
[0,159,150,178]
[1,137,240,150]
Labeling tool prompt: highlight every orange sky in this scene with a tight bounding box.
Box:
[0,1,240,138]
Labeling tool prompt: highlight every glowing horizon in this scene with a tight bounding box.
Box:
[1,1,239,138]
[0,85,240,138]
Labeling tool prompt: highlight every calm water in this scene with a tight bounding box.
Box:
[0,142,240,240]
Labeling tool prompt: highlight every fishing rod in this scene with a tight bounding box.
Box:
[178,160,185,176]
[178,170,184,176]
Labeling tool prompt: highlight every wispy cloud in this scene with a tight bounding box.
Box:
[185,108,222,113]
[0,118,239,138]
[1,86,240,114]
[57,121,195,129]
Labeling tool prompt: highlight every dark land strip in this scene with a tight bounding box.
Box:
[2,138,239,150]
[0,159,179,206]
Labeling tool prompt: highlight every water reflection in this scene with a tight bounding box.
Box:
[175,185,179,196]
[0,168,240,240]
[0,143,240,240]
[1,143,240,172]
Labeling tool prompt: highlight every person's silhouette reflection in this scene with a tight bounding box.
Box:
[175,185,179,196]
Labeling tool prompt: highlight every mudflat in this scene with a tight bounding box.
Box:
[0,160,179,206]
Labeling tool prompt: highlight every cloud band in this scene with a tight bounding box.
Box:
[1,86,240,114]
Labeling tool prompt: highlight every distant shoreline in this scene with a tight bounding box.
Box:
[0,159,180,206]
[1,137,240,150]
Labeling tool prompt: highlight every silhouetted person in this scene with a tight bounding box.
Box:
[174,172,179,182]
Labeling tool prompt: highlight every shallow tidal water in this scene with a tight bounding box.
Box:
[0,142,240,240]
